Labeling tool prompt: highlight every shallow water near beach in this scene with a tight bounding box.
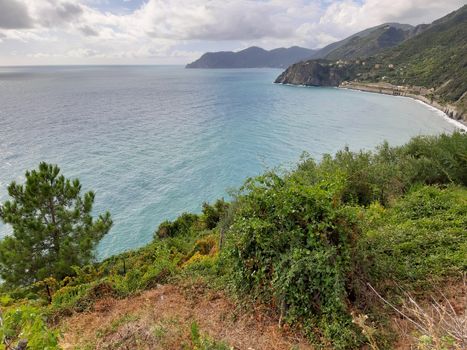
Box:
[0,66,458,258]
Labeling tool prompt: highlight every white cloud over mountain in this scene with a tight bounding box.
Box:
[0,0,464,65]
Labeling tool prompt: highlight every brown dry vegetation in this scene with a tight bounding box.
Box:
[389,280,467,350]
[60,283,314,350]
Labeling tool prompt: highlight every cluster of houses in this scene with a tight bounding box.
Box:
[334,59,395,70]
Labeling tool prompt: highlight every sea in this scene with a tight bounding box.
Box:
[0,65,459,258]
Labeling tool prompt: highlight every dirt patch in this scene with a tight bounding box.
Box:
[60,284,313,350]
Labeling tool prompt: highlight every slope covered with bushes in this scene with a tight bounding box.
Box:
[1,132,466,349]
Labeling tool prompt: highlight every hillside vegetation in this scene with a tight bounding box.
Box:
[312,23,414,61]
[0,133,466,349]
[372,5,467,105]
[276,5,467,118]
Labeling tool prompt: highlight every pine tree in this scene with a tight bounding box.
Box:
[0,162,112,287]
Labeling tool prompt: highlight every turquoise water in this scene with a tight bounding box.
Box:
[0,66,457,258]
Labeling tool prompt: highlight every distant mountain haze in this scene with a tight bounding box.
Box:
[186,22,422,69]
[186,46,316,68]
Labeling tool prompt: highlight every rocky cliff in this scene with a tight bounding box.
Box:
[274,61,355,86]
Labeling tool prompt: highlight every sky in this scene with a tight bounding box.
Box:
[0,0,464,65]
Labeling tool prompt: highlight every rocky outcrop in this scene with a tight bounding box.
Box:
[274,61,354,86]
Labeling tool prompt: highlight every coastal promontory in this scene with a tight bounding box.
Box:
[275,5,467,122]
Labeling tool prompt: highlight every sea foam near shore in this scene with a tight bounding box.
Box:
[412,99,467,132]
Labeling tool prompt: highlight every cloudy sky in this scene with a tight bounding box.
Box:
[0,0,464,65]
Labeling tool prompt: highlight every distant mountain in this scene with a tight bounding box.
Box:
[311,23,415,60]
[186,46,316,69]
[275,5,467,120]
[186,23,414,69]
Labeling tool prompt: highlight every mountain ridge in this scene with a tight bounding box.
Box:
[186,22,421,69]
[186,46,316,69]
[311,22,416,60]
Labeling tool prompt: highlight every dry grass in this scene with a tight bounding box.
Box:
[60,283,313,350]
[368,278,467,350]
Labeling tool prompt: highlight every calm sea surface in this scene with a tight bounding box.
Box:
[0,66,458,258]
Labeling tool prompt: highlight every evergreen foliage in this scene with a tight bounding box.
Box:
[202,199,229,230]
[0,162,112,287]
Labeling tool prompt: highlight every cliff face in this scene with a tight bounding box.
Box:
[274,61,352,86]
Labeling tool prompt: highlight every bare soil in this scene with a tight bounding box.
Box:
[60,283,313,350]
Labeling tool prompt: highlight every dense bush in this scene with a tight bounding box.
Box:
[155,212,199,239]
[358,185,467,291]
[202,199,230,229]
[0,305,60,350]
[224,170,362,348]
[295,132,467,206]
[401,132,467,186]
[222,132,466,348]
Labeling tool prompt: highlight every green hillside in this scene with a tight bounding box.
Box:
[323,24,412,60]
[1,133,466,350]
[374,5,467,104]
[311,23,414,60]
[276,5,467,118]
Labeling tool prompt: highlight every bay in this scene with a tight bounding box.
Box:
[0,66,457,258]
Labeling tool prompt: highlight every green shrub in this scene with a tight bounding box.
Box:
[202,199,230,230]
[188,321,230,350]
[401,132,467,186]
[224,170,361,348]
[0,304,60,350]
[155,213,199,239]
[51,280,117,314]
[358,185,467,291]
[51,282,93,312]
[110,245,177,296]
[295,133,467,207]
[0,294,14,307]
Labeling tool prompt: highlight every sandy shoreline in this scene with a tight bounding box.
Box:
[338,84,467,132]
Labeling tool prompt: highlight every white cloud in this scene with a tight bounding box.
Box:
[319,0,465,33]
[0,0,464,65]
